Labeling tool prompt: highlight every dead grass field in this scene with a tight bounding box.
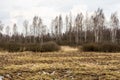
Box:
[0,46,120,80]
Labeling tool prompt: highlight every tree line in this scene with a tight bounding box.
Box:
[0,8,120,46]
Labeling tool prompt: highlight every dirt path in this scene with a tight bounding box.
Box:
[61,46,78,52]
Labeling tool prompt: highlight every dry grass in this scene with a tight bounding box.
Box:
[0,47,120,79]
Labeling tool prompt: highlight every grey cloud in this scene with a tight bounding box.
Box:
[0,0,120,27]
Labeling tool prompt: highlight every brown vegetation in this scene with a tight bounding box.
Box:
[0,41,60,52]
[0,47,120,79]
[82,43,120,52]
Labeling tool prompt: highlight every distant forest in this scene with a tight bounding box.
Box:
[0,8,120,45]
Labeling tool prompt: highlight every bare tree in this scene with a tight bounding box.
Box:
[23,20,29,37]
[68,13,73,44]
[0,21,3,35]
[110,12,119,43]
[29,24,34,43]
[84,12,89,42]
[51,19,55,37]
[37,17,42,37]
[37,17,43,44]
[6,26,10,36]
[41,25,46,44]
[12,23,18,42]
[58,15,63,42]
[65,15,69,33]
[75,13,83,44]
[13,23,18,36]
[98,9,105,42]
[5,26,10,42]
[0,9,120,46]
[53,16,59,41]
[32,16,38,43]
[92,8,105,43]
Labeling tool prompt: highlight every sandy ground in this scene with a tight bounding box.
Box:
[61,46,78,52]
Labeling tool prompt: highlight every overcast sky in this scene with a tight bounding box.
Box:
[0,0,120,33]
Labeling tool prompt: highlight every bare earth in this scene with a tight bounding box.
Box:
[0,46,120,80]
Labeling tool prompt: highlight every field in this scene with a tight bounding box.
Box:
[0,46,120,80]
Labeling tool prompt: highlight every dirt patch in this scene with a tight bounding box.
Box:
[61,46,78,52]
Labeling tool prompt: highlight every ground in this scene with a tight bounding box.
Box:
[0,46,120,80]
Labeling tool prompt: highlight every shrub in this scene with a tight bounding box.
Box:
[82,43,120,52]
[7,43,22,52]
[0,41,60,52]
[82,43,100,52]
[40,41,60,52]
[24,44,41,52]
[100,43,120,52]
[0,43,7,50]
[24,41,60,52]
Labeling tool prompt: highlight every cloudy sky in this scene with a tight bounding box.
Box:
[0,0,120,33]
